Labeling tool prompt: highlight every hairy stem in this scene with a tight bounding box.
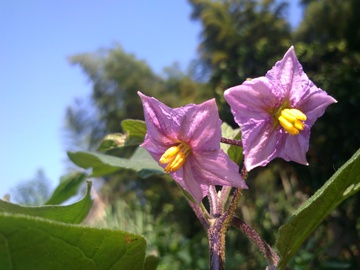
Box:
[208,185,221,216]
[209,218,226,270]
[232,217,279,267]
[220,137,243,147]
[209,187,244,270]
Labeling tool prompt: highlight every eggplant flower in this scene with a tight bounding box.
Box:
[138,92,248,204]
[224,46,337,171]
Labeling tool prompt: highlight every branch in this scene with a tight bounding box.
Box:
[232,216,279,267]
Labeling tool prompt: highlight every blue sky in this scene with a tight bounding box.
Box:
[0,0,303,197]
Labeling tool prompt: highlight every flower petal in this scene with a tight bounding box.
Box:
[177,99,222,152]
[171,161,210,204]
[266,46,304,100]
[224,77,282,125]
[138,92,186,144]
[242,120,281,170]
[278,129,310,165]
[191,151,248,189]
[295,83,337,127]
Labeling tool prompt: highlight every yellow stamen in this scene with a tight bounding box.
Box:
[278,108,307,135]
[160,142,192,172]
[159,146,180,164]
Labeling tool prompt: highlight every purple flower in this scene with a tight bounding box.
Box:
[138,92,248,204]
[224,46,337,171]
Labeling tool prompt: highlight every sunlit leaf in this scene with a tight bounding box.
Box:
[97,120,146,152]
[45,172,87,205]
[0,181,93,224]
[98,119,146,151]
[0,213,146,270]
[121,119,147,144]
[97,133,127,151]
[68,147,163,177]
[276,148,360,269]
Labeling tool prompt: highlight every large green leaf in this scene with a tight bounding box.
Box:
[68,147,163,177]
[276,148,360,269]
[0,181,93,224]
[0,213,146,270]
[46,172,87,205]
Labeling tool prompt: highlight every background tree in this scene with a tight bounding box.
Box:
[10,169,51,206]
[188,0,291,123]
[290,0,360,267]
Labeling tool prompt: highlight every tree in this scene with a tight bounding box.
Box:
[289,1,360,267]
[65,45,211,152]
[188,0,291,124]
[10,169,51,206]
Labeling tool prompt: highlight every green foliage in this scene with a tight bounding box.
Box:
[97,119,147,152]
[1,179,149,270]
[188,0,291,124]
[98,199,208,270]
[121,119,147,145]
[68,147,163,178]
[59,0,360,268]
[291,0,360,184]
[45,172,87,205]
[277,148,360,269]
[66,46,210,152]
[144,255,160,270]
[0,181,92,224]
[0,213,146,270]
[97,133,127,152]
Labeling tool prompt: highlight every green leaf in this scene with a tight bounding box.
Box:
[121,119,147,143]
[97,133,127,151]
[276,148,360,269]
[0,213,146,270]
[0,181,93,224]
[45,172,87,205]
[68,147,163,177]
[97,120,146,152]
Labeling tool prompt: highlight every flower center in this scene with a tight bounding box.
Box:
[159,142,192,172]
[277,108,307,135]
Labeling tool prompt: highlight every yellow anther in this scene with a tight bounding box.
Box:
[278,108,307,135]
[160,142,192,172]
[293,119,305,131]
[278,116,299,135]
[164,151,186,172]
[159,145,180,164]
[287,108,307,121]
[281,109,297,122]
